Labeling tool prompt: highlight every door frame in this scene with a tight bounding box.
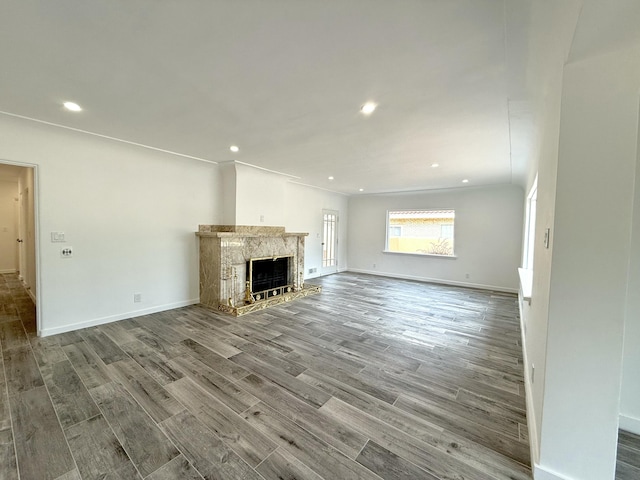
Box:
[0,159,41,333]
[321,209,339,275]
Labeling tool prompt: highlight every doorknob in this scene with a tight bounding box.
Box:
[16,239,23,243]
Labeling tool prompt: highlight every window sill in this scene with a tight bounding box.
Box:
[518,267,533,305]
[382,250,457,259]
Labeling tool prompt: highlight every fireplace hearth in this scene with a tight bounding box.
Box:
[196,225,321,315]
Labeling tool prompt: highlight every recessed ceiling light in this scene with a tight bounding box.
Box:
[431,163,439,168]
[63,101,82,112]
[328,176,334,180]
[359,188,364,192]
[360,102,377,115]
[230,145,239,153]
[462,179,469,183]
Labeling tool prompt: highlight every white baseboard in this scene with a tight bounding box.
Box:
[0,269,16,274]
[305,266,349,280]
[346,268,518,293]
[619,414,640,435]
[532,464,573,480]
[39,298,199,337]
[519,299,541,471]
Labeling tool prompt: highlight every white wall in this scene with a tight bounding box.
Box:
[219,162,236,225]
[619,106,640,435]
[218,161,349,279]
[0,179,18,272]
[537,45,640,480]
[0,114,220,335]
[347,184,524,292]
[284,182,348,278]
[235,163,287,227]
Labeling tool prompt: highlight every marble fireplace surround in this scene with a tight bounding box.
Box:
[197,225,321,316]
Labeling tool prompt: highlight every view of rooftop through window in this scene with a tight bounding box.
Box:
[386,209,455,256]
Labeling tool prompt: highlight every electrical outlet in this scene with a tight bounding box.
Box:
[373,263,376,269]
[465,273,470,279]
[60,246,73,258]
[134,293,142,303]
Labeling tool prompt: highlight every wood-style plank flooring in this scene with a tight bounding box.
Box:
[617,430,640,479]
[0,271,539,479]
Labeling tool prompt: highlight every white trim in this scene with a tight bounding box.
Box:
[26,288,36,304]
[382,250,457,259]
[347,268,518,293]
[0,159,41,333]
[306,265,348,280]
[519,296,540,467]
[518,267,533,305]
[230,160,300,179]
[288,180,349,196]
[619,414,640,435]
[532,464,573,480]
[0,111,218,165]
[0,269,16,274]
[39,298,199,337]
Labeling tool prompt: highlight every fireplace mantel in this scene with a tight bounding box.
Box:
[196,225,321,315]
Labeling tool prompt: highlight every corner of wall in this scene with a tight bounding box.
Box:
[619,415,640,436]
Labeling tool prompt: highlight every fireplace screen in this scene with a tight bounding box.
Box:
[247,256,292,300]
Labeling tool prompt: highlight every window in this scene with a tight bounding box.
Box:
[386,209,455,256]
[388,226,402,237]
[523,176,538,269]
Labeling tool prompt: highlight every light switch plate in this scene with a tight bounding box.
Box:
[544,228,550,249]
[51,232,65,243]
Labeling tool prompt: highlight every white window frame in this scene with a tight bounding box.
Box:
[385,209,456,257]
[523,176,538,270]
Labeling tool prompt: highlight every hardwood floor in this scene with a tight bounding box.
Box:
[617,430,640,480]
[0,272,537,479]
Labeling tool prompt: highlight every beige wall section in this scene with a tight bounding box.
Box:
[619,104,640,434]
[284,182,349,279]
[218,161,349,280]
[0,113,220,336]
[536,46,640,480]
[0,179,18,272]
[347,184,524,292]
[234,162,288,227]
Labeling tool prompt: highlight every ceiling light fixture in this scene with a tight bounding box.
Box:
[360,102,377,115]
[359,188,364,192]
[230,145,239,153]
[63,101,82,112]
[431,163,439,168]
[462,179,469,183]
[328,176,334,180]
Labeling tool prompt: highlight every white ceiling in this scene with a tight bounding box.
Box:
[1,0,537,194]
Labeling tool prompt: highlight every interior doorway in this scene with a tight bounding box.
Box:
[321,210,339,275]
[0,161,37,309]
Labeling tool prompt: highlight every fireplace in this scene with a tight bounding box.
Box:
[196,225,321,315]
[248,256,292,299]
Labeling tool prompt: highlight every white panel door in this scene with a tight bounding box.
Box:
[321,210,338,274]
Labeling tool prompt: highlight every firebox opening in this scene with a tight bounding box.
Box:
[248,256,291,295]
